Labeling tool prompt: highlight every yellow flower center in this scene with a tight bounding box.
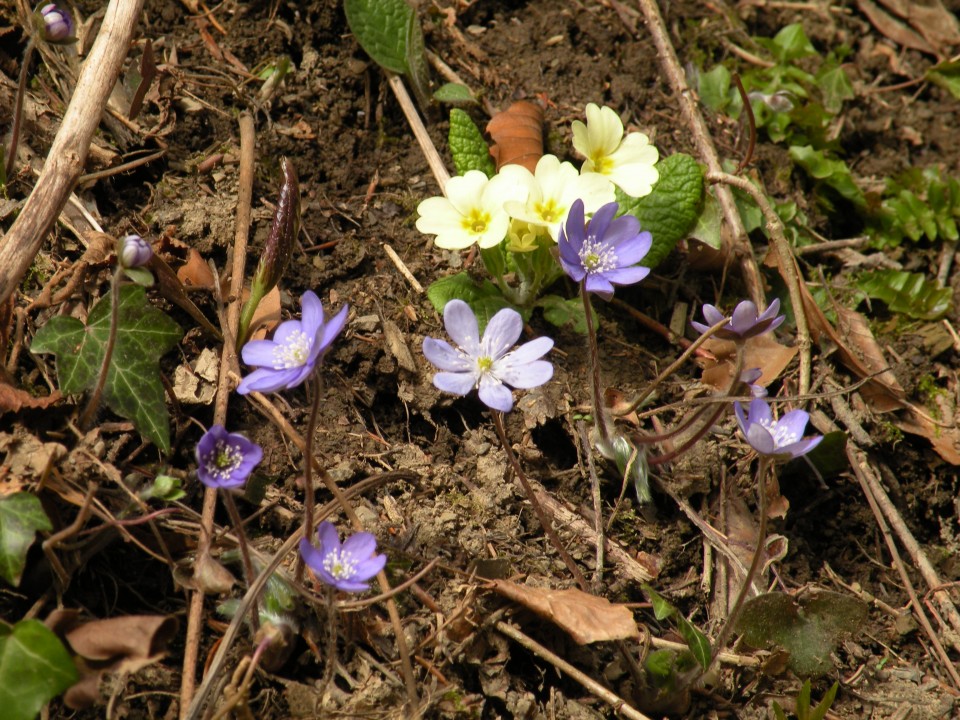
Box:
[461,208,491,235]
[591,154,613,175]
[535,198,562,223]
[477,356,494,372]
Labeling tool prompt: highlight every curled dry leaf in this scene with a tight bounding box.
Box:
[489,579,639,644]
[486,100,544,173]
[698,332,798,393]
[45,609,178,709]
[0,381,61,415]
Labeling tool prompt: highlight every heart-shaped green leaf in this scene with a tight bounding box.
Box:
[0,493,51,587]
[0,619,78,720]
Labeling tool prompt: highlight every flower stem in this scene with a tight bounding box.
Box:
[581,283,612,448]
[297,371,324,582]
[705,455,772,675]
[492,411,589,591]
[221,490,260,633]
[5,39,34,180]
[79,265,122,430]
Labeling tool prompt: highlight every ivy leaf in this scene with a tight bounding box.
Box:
[762,23,817,63]
[697,64,733,113]
[426,272,516,332]
[31,285,182,453]
[0,619,78,720]
[618,153,704,268]
[0,493,52,587]
[789,145,865,206]
[854,269,952,320]
[815,64,854,114]
[449,109,495,177]
[343,0,412,74]
[536,294,592,334]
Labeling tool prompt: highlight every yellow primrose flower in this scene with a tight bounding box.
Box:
[416,166,532,250]
[506,219,548,253]
[503,154,614,241]
[572,103,659,198]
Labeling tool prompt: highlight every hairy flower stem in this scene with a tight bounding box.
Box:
[297,372,324,583]
[705,455,773,676]
[581,283,612,448]
[5,39,34,180]
[221,490,260,633]
[79,265,123,430]
[492,412,589,591]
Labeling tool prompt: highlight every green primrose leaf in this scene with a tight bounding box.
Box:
[0,493,52,586]
[449,109,496,177]
[0,619,78,720]
[434,83,475,105]
[343,0,412,74]
[736,590,867,676]
[926,59,960,100]
[854,269,953,320]
[789,145,865,206]
[31,285,182,453]
[618,153,704,268]
[426,272,517,332]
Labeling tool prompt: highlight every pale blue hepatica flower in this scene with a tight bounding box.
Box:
[299,521,386,593]
[237,290,347,394]
[558,199,652,300]
[422,299,553,413]
[196,425,263,489]
[734,398,822,460]
[691,299,785,342]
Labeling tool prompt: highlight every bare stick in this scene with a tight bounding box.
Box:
[0,0,146,307]
[179,111,256,719]
[383,243,424,294]
[386,73,450,193]
[496,621,653,720]
[634,0,763,306]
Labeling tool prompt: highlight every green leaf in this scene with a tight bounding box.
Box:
[449,109,495,177]
[641,584,676,622]
[698,65,732,113]
[403,4,431,109]
[644,648,676,684]
[0,493,51,587]
[926,59,960,100]
[736,591,867,676]
[619,153,704,268]
[140,474,186,502]
[434,83,475,104]
[676,616,711,670]
[765,23,817,63]
[689,189,724,249]
[815,64,854,114]
[537,294,591,334]
[426,273,512,332]
[31,285,182,452]
[122,267,154,287]
[810,681,839,720]
[0,619,78,720]
[789,145,865,206]
[343,0,413,74]
[854,269,952,320]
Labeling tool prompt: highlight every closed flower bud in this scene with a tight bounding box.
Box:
[36,3,74,44]
[119,234,153,268]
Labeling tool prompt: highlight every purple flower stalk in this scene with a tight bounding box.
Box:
[691,299,785,342]
[196,425,263,489]
[237,290,348,394]
[734,398,822,460]
[118,234,152,268]
[299,521,387,593]
[558,199,652,300]
[37,3,73,43]
[422,299,553,413]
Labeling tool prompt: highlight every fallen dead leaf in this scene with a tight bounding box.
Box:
[176,247,215,288]
[0,381,61,415]
[698,332,798,392]
[486,100,544,173]
[489,579,639,644]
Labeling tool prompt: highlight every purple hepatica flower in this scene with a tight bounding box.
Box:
[196,425,263,489]
[38,3,73,43]
[740,368,768,398]
[237,290,347,394]
[119,234,153,268]
[734,398,822,460]
[422,300,553,413]
[558,199,652,300]
[299,521,387,593]
[691,298,785,342]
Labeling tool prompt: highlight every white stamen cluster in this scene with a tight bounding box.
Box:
[760,418,800,447]
[578,237,618,273]
[204,440,243,482]
[323,548,359,580]
[272,329,312,369]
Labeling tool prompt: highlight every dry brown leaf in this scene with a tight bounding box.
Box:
[0,382,61,415]
[489,579,639,644]
[875,0,960,54]
[246,285,282,340]
[486,100,544,173]
[176,247,215,288]
[46,609,178,709]
[856,0,937,55]
[698,333,798,392]
[0,430,67,482]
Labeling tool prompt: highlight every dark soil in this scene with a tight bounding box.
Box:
[3,0,960,718]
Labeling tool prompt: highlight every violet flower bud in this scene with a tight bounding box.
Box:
[118,234,153,268]
[36,3,74,44]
